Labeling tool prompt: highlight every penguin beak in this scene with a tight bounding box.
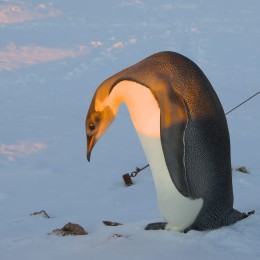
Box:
[87,135,95,162]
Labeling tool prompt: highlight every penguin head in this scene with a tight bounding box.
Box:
[85,84,116,161]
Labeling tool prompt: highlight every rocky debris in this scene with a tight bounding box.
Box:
[30,210,50,218]
[236,166,249,174]
[103,221,123,226]
[50,222,88,236]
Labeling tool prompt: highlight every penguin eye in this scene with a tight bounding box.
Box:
[89,123,95,131]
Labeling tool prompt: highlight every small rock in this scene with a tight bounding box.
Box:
[236,166,249,174]
[103,221,123,226]
[110,233,128,239]
[111,234,122,239]
[51,222,88,236]
[30,210,50,218]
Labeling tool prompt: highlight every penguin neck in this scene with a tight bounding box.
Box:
[109,80,160,137]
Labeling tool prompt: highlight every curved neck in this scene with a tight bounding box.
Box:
[109,80,160,137]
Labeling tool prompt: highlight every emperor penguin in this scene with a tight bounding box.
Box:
[85,51,253,232]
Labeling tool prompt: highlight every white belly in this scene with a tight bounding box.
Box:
[138,133,203,231]
[109,80,203,231]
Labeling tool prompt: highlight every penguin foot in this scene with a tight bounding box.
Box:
[145,222,166,230]
[183,227,191,233]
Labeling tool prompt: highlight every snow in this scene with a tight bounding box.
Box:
[0,0,259,259]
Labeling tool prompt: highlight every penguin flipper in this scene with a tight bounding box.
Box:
[160,91,190,198]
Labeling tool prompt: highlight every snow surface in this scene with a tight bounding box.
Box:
[0,0,259,259]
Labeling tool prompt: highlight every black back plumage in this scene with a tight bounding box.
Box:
[102,51,249,230]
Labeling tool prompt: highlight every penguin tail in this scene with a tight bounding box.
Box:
[183,208,255,233]
[227,209,255,225]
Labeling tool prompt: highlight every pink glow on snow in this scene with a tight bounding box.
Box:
[91,41,103,47]
[0,4,61,24]
[0,44,90,71]
[129,37,138,44]
[106,37,137,51]
[0,141,47,161]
